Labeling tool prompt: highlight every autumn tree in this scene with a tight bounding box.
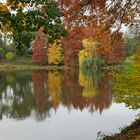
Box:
[1,0,139,65]
[0,0,67,54]
[62,25,125,66]
[59,0,140,30]
[59,0,139,65]
[83,25,126,64]
[62,28,86,66]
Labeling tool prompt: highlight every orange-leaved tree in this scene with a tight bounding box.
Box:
[83,25,126,64]
[62,25,126,66]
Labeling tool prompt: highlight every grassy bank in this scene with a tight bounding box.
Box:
[0,55,135,71]
[100,117,140,140]
[0,64,66,71]
[0,56,33,65]
[0,57,66,71]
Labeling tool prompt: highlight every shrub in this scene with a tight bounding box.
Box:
[3,44,15,53]
[6,74,14,83]
[79,39,104,69]
[5,52,15,60]
[81,55,105,70]
[47,42,64,65]
[0,48,4,60]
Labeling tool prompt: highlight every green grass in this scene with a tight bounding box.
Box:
[121,55,135,67]
[0,55,136,71]
[0,64,66,71]
[0,56,33,65]
[0,65,68,71]
[10,56,33,65]
[101,55,135,71]
[0,56,68,71]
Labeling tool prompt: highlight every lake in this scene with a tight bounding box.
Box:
[0,69,139,140]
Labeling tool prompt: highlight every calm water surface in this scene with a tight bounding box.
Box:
[0,69,139,140]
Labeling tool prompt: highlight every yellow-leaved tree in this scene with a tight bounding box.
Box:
[79,39,100,68]
[47,42,64,65]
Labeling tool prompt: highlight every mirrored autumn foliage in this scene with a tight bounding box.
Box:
[0,69,115,120]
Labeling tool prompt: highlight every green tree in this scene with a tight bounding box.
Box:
[0,33,4,48]
[124,26,140,57]
[124,37,140,57]
[0,1,67,55]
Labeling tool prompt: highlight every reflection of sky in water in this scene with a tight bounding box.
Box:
[0,70,139,140]
[0,104,139,140]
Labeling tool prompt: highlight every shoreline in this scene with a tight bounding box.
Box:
[0,63,123,71]
[100,117,140,140]
[0,63,67,71]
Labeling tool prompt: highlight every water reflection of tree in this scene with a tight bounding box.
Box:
[0,69,114,121]
[47,71,63,109]
[62,68,114,114]
[32,71,50,121]
[0,71,34,119]
[92,72,114,113]
[62,68,84,110]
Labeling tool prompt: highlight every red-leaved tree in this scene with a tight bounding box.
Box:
[32,41,47,65]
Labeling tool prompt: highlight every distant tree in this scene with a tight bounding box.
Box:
[0,33,3,47]
[59,0,134,65]
[124,37,140,57]
[125,25,140,57]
